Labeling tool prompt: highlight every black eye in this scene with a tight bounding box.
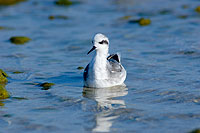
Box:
[99,40,108,44]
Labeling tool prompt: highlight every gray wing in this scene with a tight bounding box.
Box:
[107,54,123,73]
[83,64,89,81]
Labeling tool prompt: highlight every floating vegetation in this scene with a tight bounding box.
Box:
[0,26,6,30]
[77,66,84,70]
[0,0,26,6]
[190,129,200,133]
[13,71,24,74]
[10,36,31,45]
[138,18,151,26]
[0,101,4,106]
[39,82,55,90]
[119,15,131,20]
[48,15,68,20]
[195,6,200,13]
[0,84,10,99]
[55,0,75,6]
[0,69,8,83]
[24,82,40,85]
[12,97,28,100]
[177,15,188,19]
[0,70,10,100]
[129,18,151,26]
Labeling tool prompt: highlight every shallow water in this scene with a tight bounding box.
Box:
[0,0,200,132]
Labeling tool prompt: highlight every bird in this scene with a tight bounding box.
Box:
[83,33,126,88]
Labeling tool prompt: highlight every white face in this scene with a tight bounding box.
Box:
[88,33,109,55]
[93,33,109,48]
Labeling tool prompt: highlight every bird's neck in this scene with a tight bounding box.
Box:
[92,50,109,79]
[95,48,109,61]
[96,48,109,57]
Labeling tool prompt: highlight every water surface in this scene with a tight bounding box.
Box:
[0,0,200,132]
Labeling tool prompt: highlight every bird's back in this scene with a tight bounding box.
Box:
[107,54,126,81]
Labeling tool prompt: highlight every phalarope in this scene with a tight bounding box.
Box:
[83,33,126,88]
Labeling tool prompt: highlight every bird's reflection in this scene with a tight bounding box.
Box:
[83,85,128,132]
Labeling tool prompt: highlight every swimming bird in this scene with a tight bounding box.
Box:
[83,33,126,88]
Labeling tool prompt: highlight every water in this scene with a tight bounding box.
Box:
[0,0,200,132]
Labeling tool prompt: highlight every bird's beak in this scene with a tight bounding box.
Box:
[87,46,96,55]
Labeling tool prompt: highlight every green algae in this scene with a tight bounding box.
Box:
[13,71,24,74]
[10,36,31,45]
[178,15,188,19]
[48,15,68,20]
[0,84,10,99]
[0,0,26,6]
[0,101,4,106]
[195,6,200,13]
[77,66,84,70]
[24,82,40,85]
[55,0,73,6]
[129,18,151,26]
[40,82,55,90]
[190,129,200,133]
[0,26,12,30]
[12,97,28,100]
[138,18,151,26]
[0,69,8,83]
[119,16,131,20]
[0,26,5,30]
[0,70,10,101]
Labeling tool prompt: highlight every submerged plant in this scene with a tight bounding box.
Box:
[0,0,26,6]
[0,69,8,83]
[129,18,151,26]
[77,66,84,70]
[55,0,73,6]
[10,36,31,45]
[40,82,55,90]
[48,15,68,20]
[195,6,200,13]
[190,129,200,133]
[0,84,10,99]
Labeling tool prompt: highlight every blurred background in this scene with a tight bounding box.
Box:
[0,0,200,132]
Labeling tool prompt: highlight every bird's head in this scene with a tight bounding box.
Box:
[87,33,109,55]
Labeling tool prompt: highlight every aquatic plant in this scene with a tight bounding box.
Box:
[48,15,68,20]
[77,66,84,70]
[10,36,31,45]
[39,82,55,90]
[0,84,10,99]
[0,0,26,6]
[195,6,200,13]
[190,129,200,133]
[0,26,5,30]
[138,18,151,26]
[55,0,73,6]
[129,18,151,26]
[0,69,8,83]
[119,16,132,20]
[178,15,188,19]
[13,71,24,74]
